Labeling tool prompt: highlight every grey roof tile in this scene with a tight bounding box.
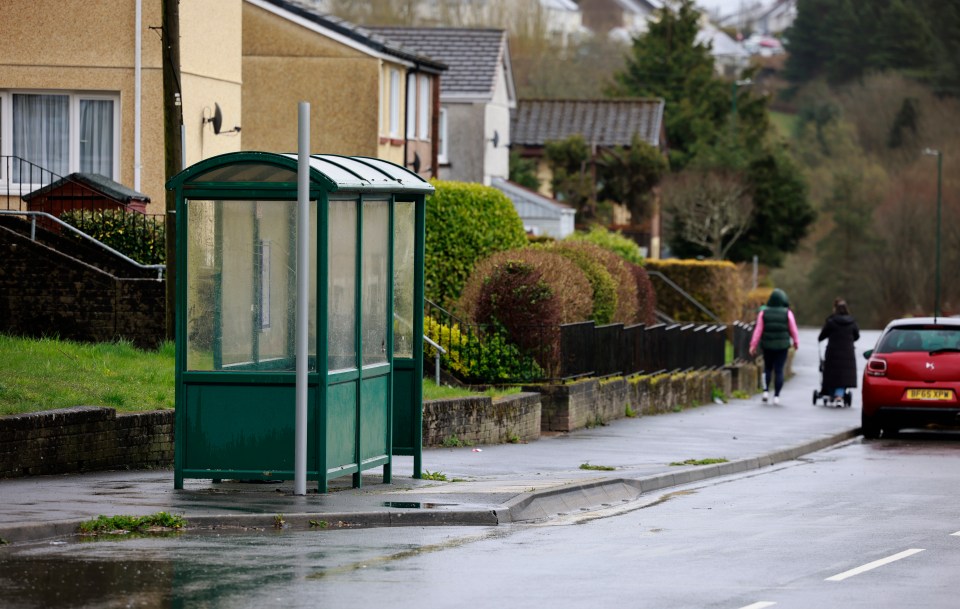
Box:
[368,27,506,97]
[511,99,665,148]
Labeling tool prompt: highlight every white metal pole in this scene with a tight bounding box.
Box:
[294,102,310,496]
[134,0,142,191]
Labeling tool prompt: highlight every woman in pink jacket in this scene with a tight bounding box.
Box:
[749,288,800,405]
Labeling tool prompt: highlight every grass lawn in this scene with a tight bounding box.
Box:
[769,110,798,139]
[0,335,175,416]
[0,335,521,416]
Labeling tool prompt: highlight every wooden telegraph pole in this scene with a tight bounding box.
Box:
[161,0,182,341]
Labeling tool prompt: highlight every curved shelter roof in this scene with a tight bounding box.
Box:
[166,151,435,195]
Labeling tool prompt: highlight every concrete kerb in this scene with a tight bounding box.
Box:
[0,427,862,546]
[503,426,861,522]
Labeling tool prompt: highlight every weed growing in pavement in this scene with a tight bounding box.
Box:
[78,512,186,535]
[506,431,521,444]
[579,462,616,471]
[422,470,448,481]
[274,514,285,529]
[669,458,729,466]
[309,520,329,529]
[441,435,473,448]
[625,404,638,418]
[731,390,750,399]
[711,387,727,403]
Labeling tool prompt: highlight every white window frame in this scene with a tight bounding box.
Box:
[418,77,430,140]
[405,73,417,139]
[438,107,448,165]
[389,69,400,138]
[0,89,120,186]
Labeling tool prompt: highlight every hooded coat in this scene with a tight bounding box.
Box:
[818,313,860,391]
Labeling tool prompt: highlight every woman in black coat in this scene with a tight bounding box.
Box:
[818,298,860,406]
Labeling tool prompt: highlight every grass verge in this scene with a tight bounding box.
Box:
[0,334,175,416]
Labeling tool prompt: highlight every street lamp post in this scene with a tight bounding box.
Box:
[923,148,943,317]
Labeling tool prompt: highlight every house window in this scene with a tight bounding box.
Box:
[1,90,119,184]
[438,107,448,165]
[418,77,430,140]
[406,73,417,139]
[389,69,400,138]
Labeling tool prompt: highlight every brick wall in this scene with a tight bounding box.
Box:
[422,392,541,447]
[0,224,165,348]
[0,407,174,478]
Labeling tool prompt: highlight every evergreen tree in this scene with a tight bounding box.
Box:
[608,0,731,169]
[784,0,834,83]
[727,150,816,267]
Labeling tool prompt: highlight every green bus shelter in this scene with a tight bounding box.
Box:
[165,151,431,492]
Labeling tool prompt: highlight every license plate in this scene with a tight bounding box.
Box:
[906,389,954,401]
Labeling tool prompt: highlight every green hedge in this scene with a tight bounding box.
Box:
[60,209,165,265]
[645,259,742,323]
[549,243,617,325]
[566,225,645,264]
[424,316,544,383]
[425,180,528,308]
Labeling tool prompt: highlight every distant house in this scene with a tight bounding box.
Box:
[242,0,446,178]
[511,98,666,256]
[369,27,515,186]
[491,177,575,239]
[716,0,796,37]
[697,21,750,77]
[578,0,662,42]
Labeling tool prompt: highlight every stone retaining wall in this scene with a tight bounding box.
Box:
[528,363,760,433]
[0,407,174,478]
[0,364,760,477]
[422,392,541,447]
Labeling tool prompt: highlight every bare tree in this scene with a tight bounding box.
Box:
[663,170,753,260]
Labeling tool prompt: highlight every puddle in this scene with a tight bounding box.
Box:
[380,502,455,509]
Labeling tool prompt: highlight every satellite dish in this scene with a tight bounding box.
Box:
[211,103,223,135]
[411,151,421,174]
[491,130,500,148]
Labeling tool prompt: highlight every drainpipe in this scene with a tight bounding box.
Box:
[134,0,142,191]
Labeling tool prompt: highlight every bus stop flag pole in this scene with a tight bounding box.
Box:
[295,102,310,496]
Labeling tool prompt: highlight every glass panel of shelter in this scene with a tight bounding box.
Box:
[184,198,317,372]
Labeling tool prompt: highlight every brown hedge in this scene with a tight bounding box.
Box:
[644,259,743,323]
[457,247,593,325]
[554,241,639,324]
[631,263,658,325]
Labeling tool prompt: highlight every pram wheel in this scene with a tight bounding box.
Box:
[812,389,819,405]
[844,391,853,407]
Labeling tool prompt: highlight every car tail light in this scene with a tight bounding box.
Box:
[866,357,887,377]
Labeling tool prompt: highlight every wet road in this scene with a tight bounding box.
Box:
[4,431,960,608]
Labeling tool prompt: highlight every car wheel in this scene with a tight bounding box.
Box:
[861,413,881,439]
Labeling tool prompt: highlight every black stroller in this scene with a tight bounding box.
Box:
[812,343,853,407]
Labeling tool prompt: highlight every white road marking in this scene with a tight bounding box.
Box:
[825,548,925,582]
[739,602,776,609]
[951,531,960,536]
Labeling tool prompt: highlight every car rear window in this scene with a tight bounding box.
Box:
[876,326,960,353]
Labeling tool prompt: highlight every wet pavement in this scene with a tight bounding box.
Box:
[0,328,878,544]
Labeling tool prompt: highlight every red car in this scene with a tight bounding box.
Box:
[862,317,960,438]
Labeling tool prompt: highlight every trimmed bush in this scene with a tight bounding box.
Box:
[60,209,165,265]
[424,316,544,382]
[458,248,592,326]
[631,263,658,325]
[566,225,645,264]
[549,243,617,325]
[645,259,743,323]
[558,241,639,324]
[425,180,528,308]
[458,248,593,376]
